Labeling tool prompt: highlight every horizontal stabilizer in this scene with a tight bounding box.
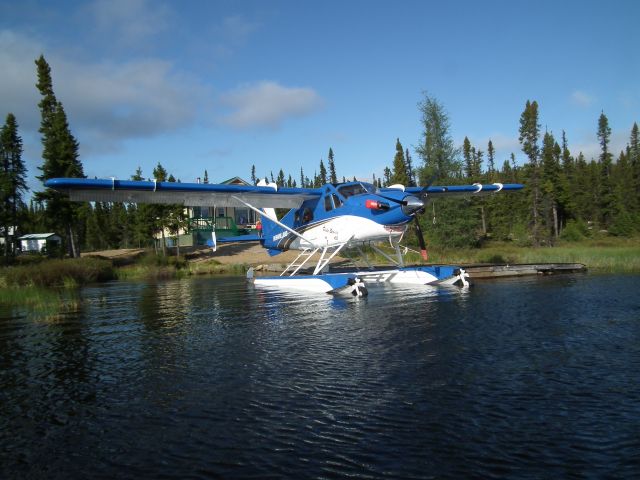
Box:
[216,234,261,243]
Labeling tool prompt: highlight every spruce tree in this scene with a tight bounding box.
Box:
[630,122,640,200]
[203,169,209,184]
[487,140,496,180]
[390,138,409,185]
[556,131,574,233]
[462,137,473,179]
[416,93,460,182]
[328,148,337,184]
[518,100,541,245]
[319,159,327,185]
[597,111,615,227]
[405,148,416,186]
[34,55,85,257]
[472,149,483,181]
[0,113,27,260]
[382,167,391,186]
[540,131,563,240]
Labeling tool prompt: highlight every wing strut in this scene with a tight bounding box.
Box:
[230,195,314,245]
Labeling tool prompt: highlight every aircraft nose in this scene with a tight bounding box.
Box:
[401,195,424,216]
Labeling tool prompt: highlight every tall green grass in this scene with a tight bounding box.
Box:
[0,286,81,312]
[3,257,115,287]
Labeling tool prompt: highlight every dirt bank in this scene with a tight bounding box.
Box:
[82,243,331,268]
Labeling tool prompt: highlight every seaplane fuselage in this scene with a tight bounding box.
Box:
[260,182,419,253]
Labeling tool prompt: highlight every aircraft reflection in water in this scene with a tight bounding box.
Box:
[46,177,523,296]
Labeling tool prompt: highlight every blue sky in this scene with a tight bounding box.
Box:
[1,0,638,193]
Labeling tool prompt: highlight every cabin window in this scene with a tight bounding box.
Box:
[302,208,313,223]
[332,194,343,208]
[324,195,333,211]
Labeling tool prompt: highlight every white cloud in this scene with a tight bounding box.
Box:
[572,131,628,161]
[83,0,170,47]
[218,15,258,47]
[219,81,323,129]
[0,29,209,154]
[570,90,594,107]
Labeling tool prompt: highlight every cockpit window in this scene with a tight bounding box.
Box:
[337,183,370,199]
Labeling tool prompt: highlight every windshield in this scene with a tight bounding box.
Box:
[337,182,376,199]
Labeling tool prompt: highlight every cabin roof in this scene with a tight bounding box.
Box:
[221,176,251,186]
[18,233,60,240]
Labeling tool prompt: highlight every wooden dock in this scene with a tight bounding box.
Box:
[463,263,587,279]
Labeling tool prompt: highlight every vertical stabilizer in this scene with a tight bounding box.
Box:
[262,207,277,220]
[256,179,279,222]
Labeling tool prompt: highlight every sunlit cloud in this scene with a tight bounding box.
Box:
[0,29,209,154]
[219,81,323,129]
[83,0,171,47]
[570,90,594,107]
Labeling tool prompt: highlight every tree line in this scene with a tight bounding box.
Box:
[1,57,638,263]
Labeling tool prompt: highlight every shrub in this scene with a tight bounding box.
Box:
[608,210,635,237]
[560,219,591,242]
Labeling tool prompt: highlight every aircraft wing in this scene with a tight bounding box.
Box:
[388,182,524,197]
[44,178,320,208]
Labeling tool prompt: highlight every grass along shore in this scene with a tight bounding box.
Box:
[421,238,640,273]
[0,253,249,313]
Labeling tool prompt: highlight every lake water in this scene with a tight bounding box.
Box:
[1,273,639,479]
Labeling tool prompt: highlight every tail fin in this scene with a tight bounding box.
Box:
[259,208,297,254]
[260,209,279,239]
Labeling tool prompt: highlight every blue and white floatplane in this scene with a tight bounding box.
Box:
[45,176,521,297]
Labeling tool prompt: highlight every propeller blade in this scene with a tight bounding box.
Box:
[376,193,407,205]
[415,170,440,199]
[413,216,428,260]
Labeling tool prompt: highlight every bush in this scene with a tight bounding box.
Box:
[608,210,636,237]
[560,219,591,241]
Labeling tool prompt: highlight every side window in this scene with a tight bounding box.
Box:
[302,208,313,223]
[324,195,333,211]
[332,194,342,208]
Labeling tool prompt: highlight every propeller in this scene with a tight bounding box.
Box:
[376,172,439,261]
[413,170,441,260]
[375,191,428,260]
